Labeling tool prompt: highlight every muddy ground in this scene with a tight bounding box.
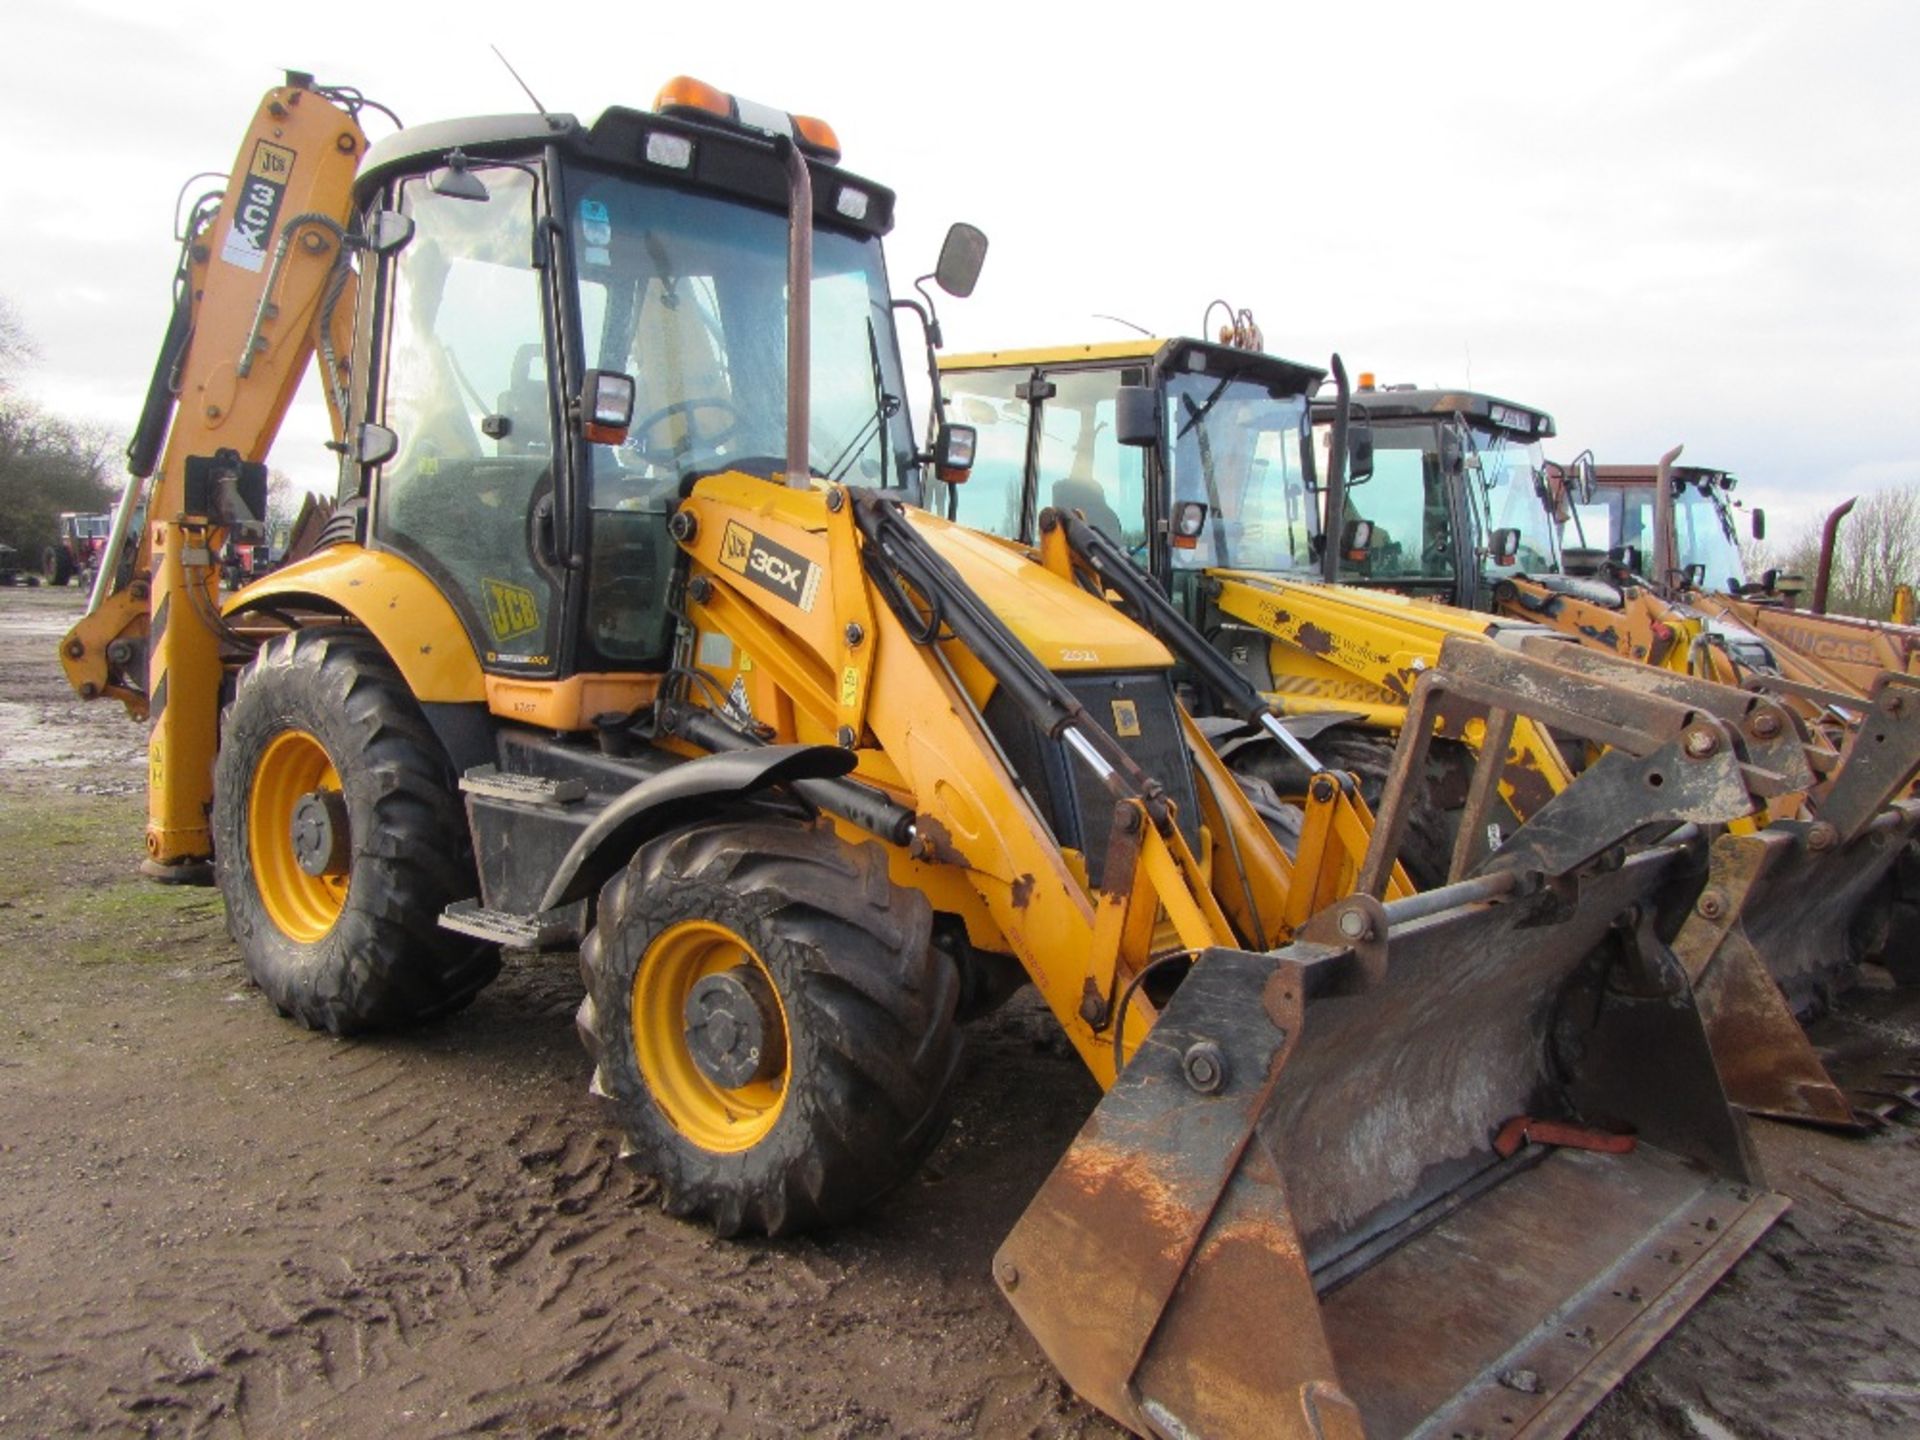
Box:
[0,582,1915,1440]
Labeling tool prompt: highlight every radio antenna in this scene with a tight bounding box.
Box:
[491,45,550,116]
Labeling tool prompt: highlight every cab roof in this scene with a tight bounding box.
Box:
[1594,463,1738,491]
[355,106,895,237]
[942,337,1325,396]
[1313,385,1556,441]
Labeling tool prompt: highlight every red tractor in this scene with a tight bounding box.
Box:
[44,512,113,588]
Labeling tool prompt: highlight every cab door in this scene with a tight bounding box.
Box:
[369,165,565,673]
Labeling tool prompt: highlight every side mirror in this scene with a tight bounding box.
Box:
[429,150,492,202]
[1570,449,1596,504]
[368,210,415,254]
[580,370,636,445]
[934,223,988,298]
[1490,526,1520,565]
[355,423,399,467]
[932,422,976,481]
[1347,416,1374,483]
[1684,562,1708,590]
[1170,500,1209,551]
[1751,507,1766,541]
[1114,384,1159,447]
[1607,543,1641,576]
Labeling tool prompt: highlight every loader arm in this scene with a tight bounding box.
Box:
[59,76,367,874]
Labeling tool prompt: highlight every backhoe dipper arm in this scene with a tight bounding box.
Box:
[59,75,368,875]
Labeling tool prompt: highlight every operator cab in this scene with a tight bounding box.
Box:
[1575,464,1751,595]
[936,338,1325,611]
[343,80,927,680]
[1307,381,1559,609]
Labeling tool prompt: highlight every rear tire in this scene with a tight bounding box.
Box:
[577,819,961,1237]
[43,547,73,587]
[213,629,498,1034]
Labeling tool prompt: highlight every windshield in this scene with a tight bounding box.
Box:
[1464,426,1555,576]
[1672,481,1747,590]
[1166,373,1313,572]
[567,166,918,497]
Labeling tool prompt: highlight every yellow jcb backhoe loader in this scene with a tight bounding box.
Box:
[63,75,1791,1439]
[938,336,1920,1127]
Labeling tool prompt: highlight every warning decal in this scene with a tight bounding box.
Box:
[220,141,296,273]
[717,521,822,612]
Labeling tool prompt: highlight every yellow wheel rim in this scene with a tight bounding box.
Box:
[632,919,789,1153]
[248,729,348,944]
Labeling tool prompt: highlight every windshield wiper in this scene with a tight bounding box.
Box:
[827,316,897,484]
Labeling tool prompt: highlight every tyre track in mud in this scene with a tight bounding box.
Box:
[4,585,1920,1440]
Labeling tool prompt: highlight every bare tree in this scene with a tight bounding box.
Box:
[1774,487,1920,620]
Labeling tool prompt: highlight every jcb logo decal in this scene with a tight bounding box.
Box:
[718,522,822,613]
[720,521,754,575]
[220,140,294,274]
[483,579,541,642]
[1110,699,1141,738]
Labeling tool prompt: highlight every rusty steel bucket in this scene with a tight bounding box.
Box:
[995,844,1787,1440]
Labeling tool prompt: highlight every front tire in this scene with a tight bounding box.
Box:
[213,629,498,1034]
[577,820,961,1237]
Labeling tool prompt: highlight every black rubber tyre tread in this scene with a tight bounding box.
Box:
[576,818,961,1238]
[213,628,499,1034]
[1233,728,1454,890]
[43,547,73,586]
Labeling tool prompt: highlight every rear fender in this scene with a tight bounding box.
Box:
[224,545,485,705]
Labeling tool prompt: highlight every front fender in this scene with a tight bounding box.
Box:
[538,744,859,912]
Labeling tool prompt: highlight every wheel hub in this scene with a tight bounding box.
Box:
[684,966,784,1089]
[290,789,350,877]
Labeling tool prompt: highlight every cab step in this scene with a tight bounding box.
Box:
[459,765,587,806]
[438,898,579,949]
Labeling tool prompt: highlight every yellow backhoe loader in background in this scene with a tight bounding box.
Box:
[62,75,1794,1439]
[938,334,1920,1126]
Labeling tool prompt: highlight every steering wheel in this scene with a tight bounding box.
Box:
[623,397,740,468]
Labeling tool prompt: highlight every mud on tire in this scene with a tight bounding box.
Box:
[213,629,499,1034]
[576,819,962,1237]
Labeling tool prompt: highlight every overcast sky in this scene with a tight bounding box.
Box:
[5,0,1915,542]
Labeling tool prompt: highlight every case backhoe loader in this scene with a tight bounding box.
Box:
[938,337,1919,1125]
[63,76,1789,1439]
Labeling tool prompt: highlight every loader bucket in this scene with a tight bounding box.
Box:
[996,845,1787,1440]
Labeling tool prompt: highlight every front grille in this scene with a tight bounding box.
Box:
[982,670,1202,887]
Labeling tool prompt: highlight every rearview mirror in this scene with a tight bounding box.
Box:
[1347,416,1374,483]
[429,150,491,202]
[1115,385,1158,447]
[368,210,415,254]
[1751,507,1766,541]
[934,223,988,298]
[1569,449,1596,504]
[1490,527,1521,565]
